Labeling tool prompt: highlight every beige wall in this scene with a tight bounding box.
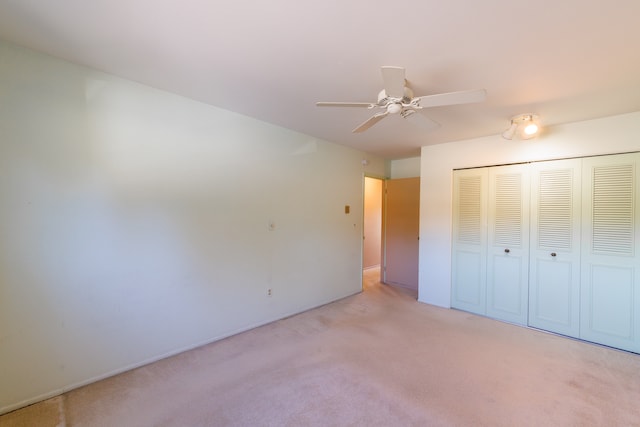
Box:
[390,157,420,178]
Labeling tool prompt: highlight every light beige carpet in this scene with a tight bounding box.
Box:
[2,269,640,426]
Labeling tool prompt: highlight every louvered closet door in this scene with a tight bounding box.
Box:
[581,153,640,353]
[529,159,581,337]
[486,164,530,325]
[451,168,488,314]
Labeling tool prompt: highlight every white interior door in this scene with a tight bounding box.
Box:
[580,152,640,353]
[384,177,420,291]
[451,168,488,314]
[528,159,582,337]
[486,164,530,325]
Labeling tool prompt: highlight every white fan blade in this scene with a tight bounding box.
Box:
[316,102,375,108]
[353,111,389,133]
[381,66,405,99]
[415,89,487,108]
[402,110,440,130]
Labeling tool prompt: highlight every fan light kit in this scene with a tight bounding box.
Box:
[502,114,541,140]
[316,66,487,133]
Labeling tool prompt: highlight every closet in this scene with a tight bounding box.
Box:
[452,152,640,353]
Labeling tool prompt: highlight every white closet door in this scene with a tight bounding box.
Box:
[529,159,582,337]
[581,153,640,353]
[486,164,530,325]
[451,168,488,314]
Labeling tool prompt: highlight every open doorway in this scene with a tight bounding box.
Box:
[363,175,420,297]
[363,176,383,289]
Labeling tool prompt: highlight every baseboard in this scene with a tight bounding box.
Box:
[0,288,362,416]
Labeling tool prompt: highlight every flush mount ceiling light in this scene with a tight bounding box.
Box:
[502,114,541,140]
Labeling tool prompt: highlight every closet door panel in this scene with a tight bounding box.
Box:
[528,159,581,337]
[453,250,484,308]
[489,255,524,314]
[587,264,634,338]
[533,260,573,323]
[581,153,640,353]
[486,164,530,325]
[451,169,488,314]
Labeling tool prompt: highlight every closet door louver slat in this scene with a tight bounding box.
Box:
[592,164,634,256]
[538,169,573,251]
[493,173,523,248]
[457,176,482,245]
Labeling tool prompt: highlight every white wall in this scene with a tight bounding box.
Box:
[390,156,420,178]
[419,111,640,307]
[0,41,386,413]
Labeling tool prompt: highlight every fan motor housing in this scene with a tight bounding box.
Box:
[377,87,414,106]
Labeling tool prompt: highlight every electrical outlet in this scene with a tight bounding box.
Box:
[267,288,272,297]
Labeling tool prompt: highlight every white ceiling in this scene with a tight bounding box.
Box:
[1,0,639,159]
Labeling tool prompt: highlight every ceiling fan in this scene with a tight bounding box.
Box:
[316,66,487,133]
